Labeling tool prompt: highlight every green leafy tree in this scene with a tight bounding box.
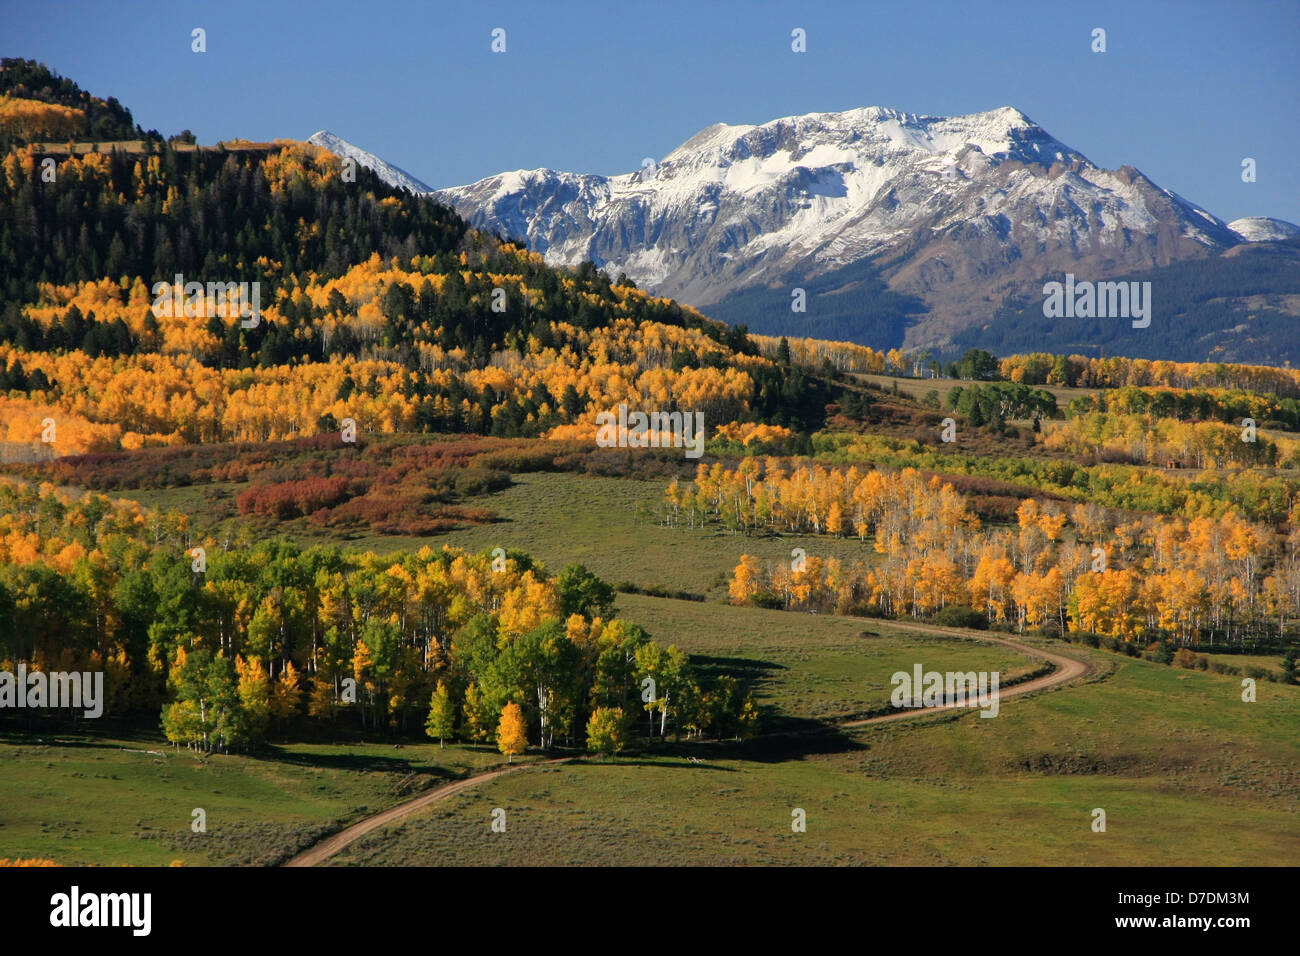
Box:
[235,657,272,743]
[560,384,583,420]
[586,706,630,759]
[556,564,615,620]
[634,642,692,739]
[425,680,457,747]
[463,682,495,748]
[590,621,650,710]
[957,348,999,381]
[161,645,243,753]
[490,619,582,749]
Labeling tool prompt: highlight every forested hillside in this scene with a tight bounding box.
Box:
[0,58,142,150]
[0,63,788,754]
[954,239,1300,365]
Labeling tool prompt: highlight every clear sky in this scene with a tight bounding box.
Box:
[5,0,1298,223]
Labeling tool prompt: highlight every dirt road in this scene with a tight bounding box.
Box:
[841,624,1090,728]
[283,758,570,867]
[284,627,1089,866]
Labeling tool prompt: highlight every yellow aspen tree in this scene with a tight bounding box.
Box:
[498,701,527,763]
[270,661,302,722]
[728,555,763,606]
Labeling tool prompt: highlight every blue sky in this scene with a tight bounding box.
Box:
[5,0,1298,222]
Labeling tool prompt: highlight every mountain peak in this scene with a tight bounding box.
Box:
[654,105,1076,178]
[306,130,433,195]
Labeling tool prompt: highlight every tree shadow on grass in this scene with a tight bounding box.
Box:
[0,720,168,749]
[689,654,785,687]
[588,713,873,770]
[0,721,470,779]
[578,757,740,773]
[706,725,872,764]
[246,743,454,778]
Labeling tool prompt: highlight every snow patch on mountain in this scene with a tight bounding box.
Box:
[1228,217,1300,243]
[306,130,434,195]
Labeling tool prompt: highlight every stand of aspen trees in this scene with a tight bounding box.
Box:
[662,461,1296,643]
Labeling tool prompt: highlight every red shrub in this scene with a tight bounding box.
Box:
[237,475,354,519]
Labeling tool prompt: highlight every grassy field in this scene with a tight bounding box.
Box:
[3,593,1295,866]
[124,471,884,598]
[616,593,1036,725]
[0,729,541,865]
[1197,651,1289,678]
[107,481,245,529]
[328,637,1300,866]
[32,470,1299,867]
[852,372,1101,410]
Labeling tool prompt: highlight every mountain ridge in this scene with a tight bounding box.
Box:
[307,130,434,195]
[1228,216,1300,243]
[418,105,1247,349]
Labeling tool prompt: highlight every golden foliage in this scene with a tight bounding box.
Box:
[0,96,83,139]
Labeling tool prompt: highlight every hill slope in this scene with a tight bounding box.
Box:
[954,237,1300,364]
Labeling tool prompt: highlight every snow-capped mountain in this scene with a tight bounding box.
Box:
[307,130,433,195]
[431,107,1244,349]
[1227,217,1300,243]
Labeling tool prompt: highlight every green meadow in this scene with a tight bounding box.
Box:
[0,730,538,866]
[5,595,1294,866]
[329,644,1299,866]
[124,470,884,597]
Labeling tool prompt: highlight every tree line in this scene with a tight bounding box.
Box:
[0,480,757,752]
[664,461,1300,644]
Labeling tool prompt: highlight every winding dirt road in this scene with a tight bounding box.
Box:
[841,623,1090,728]
[284,627,1090,866]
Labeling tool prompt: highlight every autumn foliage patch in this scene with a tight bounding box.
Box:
[238,475,354,520]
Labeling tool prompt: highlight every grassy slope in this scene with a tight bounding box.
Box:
[0,730,541,865]
[852,372,1101,411]
[124,471,886,598]
[617,592,1034,725]
[1199,651,1289,678]
[330,640,1300,866]
[0,596,1031,864]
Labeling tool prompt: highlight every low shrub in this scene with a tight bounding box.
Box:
[931,605,988,630]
